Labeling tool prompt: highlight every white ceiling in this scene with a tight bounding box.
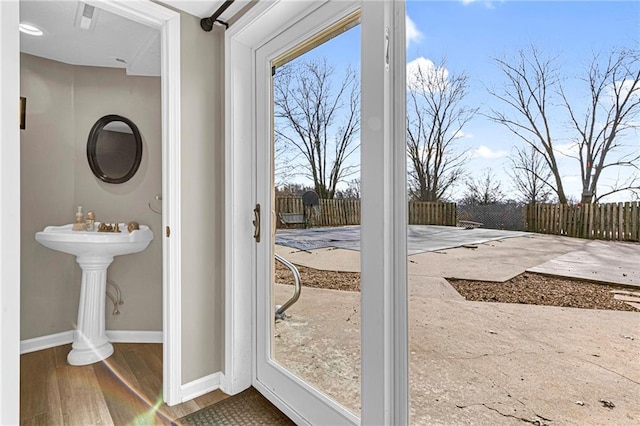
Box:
[19,0,250,77]
[162,0,251,19]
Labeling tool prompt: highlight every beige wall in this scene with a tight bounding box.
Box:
[178,13,225,384]
[74,61,163,332]
[20,55,78,340]
[20,53,163,339]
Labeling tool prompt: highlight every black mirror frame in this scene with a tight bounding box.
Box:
[87,114,143,184]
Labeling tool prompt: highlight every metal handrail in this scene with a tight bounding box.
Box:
[274,253,301,319]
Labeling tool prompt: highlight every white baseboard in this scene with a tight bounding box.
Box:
[20,330,75,354]
[181,372,223,402]
[21,330,163,354]
[106,330,163,343]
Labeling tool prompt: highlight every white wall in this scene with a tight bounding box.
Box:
[20,53,163,339]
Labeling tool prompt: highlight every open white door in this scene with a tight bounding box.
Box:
[226,1,407,423]
[254,2,361,424]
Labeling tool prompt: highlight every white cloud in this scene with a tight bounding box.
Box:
[406,15,423,49]
[453,130,474,140]
[617,79,640,98]
[553,143,579,157]
[453,130,476,139]
[607,78,640,110]
[563,175,580,183]
[461,0,500,9]
[473,145,508,159]
[406,57,449,92]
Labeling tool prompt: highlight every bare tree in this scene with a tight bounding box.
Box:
[508,145,554,204]
[336,178,360,199]
[487,47,569,203]
[489,46,640,204]
[561,49,640,203]
[274,136,301,188]
[273,58,360,199]
[406,58,477,201]
[275,183,315,197]
[461,168,505,205]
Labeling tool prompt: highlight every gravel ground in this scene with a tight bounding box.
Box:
[276,263,638,312]
[449,273,638,312]
[276,262,361,292]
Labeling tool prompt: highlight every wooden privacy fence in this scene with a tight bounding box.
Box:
[275,198,456,228]
[275,198,360,227]
[408,201,457,226]
[315,198,361,226]
[526,202,640,242]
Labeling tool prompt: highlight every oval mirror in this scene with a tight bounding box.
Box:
[87,115,143,184]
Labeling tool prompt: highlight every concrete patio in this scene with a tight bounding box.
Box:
[273,229,640,424]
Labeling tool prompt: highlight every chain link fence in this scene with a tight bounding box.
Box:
[457,202,527,231]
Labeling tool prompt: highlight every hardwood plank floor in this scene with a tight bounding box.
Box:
[21,343,228,425]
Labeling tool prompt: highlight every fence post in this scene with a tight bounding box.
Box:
[632,202,639,241]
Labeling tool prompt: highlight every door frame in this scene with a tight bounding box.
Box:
[82,0,183,406]
[0,2,183,420]
[225,0,408,422]
[360,2,408,422]
[0,2,21,423]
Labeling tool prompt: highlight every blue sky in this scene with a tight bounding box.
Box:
[404,0,640,201]
[278,1,640,201]
[401,0,640,201]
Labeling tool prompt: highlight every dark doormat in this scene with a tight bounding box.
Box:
[175,387,295,425]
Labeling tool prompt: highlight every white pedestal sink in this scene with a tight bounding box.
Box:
[35,223,153,365]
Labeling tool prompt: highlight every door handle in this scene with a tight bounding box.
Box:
[384,27,390,70]
[253,204,261,242]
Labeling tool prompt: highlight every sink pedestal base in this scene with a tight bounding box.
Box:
[67,257,114,366]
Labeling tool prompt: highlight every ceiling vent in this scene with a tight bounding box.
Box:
[74,2,98,31]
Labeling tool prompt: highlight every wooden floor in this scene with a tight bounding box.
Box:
[20,343,229,425]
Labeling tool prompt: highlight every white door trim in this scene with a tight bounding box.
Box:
[224,0,316,396]
[85,0,183,406]
[360,1,408,423]
[0,1,21,423]
[223,0,347,399]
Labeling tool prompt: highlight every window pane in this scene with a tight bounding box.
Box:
[272,13,363,416]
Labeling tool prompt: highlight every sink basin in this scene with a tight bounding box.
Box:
[35,223,154,366]
[36,223,153,258]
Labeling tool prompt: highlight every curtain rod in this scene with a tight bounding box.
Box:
[200,0,235,31]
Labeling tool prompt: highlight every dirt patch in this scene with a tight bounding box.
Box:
[449,274,638,312]
[276,262,360,292]
[276,263,638,312]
